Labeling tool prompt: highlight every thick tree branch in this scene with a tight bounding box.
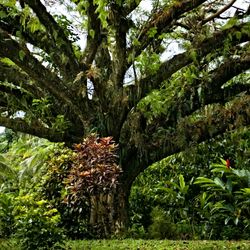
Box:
[82,0,102,67]
[21,0,80,76]
[0,29,87,128]
[172,51,250,122]
[0,29,67,98]
[109,3,128,87]
[131,22,250,104]
[120,95,250,186]
[123,0,142,16]
[0,116,80,143]
[129,0,207,58]
[0,62,44,98]
[149,95,250,163]
[0,6,77,80]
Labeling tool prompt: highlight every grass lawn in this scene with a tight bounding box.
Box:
[66,240,250,250]
[1,239,250,249]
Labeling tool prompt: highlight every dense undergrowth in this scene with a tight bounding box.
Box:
[0,128,250,249]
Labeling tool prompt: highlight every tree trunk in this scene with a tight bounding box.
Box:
[88,182,130,238]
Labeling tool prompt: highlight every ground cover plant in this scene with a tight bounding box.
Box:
[1,239,250,250]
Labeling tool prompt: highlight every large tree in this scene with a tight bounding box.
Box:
[0,0,250,236]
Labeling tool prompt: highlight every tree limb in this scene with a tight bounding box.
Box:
[0,116,80,143]
[149,95,250,163]
[132,22,250,104]
[81,0,102,67]
[120,95,250,185]
[21,0,80,77]
[201,0,237,25]
[129,0,207,58]
[144,50,250,130]
[109,2,128,87]
[0,62,44,98]
[0,29,87,128]
[0,5,77,80]
[123,0,142,16]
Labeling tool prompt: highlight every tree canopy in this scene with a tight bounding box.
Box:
[0,0,250,236]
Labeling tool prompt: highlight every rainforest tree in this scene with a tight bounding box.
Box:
[0,0,250,236]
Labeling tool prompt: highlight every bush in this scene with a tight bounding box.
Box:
[148,207,176,239]
[126,224,147,239]
[0,193,15,238]
[13,195,65,250]
[194,160,250,240]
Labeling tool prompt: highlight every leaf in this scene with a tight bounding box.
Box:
[234,217,239,225]
[225,217,231,225]
[179,174,185,191]
[19,50,26,61]
[73,71,84,83]
[226,178,232,193]
[2,0,16,8]
[147,27,157,38]
[0,161,16,180]
[214,177,225,190]
[239,188,250,195]
[222,17,238,30]
[0,58,15,66]
[89,29,95,39]
[194,177,215,185]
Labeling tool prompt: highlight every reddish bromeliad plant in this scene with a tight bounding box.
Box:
[64,134,122,237]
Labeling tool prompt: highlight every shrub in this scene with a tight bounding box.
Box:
[0,193,15,238]
[194,160,250,240]
[13,195,65,250]
[148,207,176,239]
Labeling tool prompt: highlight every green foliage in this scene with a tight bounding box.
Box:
[0,132,65,243]
[148,207,176,239]
[41,146,89,239]
[194,160,250,239]
[3,239,250,250]
[130,128,250,240]
[13,195,65,250]
[93,0,109,28]
[136,51,161,76]
[1,0,16,8]
[0,193,15,238]
[0,134,57,189]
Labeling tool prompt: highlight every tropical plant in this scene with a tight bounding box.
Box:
[129,128,250,239]
[13,195,65,250]
[0,133,60,240]
[40,145,87,239]
[64,135,122,238]
[0,193,15,238]
[0,134,57,190]
[194,160,250,239]
[0,0,250,236]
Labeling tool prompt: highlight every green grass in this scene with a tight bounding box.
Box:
[1,239,250,250]
[65,240,250,250]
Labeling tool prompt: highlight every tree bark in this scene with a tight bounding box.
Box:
[88,181,130,238]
